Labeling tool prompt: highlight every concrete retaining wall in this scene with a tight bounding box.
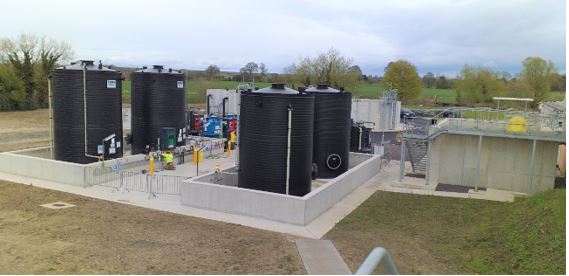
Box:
[0,148,87,187]
[181,182,307,224]
[181,153,380,225]
[429,133,558,194]
[303,153,381,224]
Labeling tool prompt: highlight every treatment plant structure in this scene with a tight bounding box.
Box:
[0,60,565,240]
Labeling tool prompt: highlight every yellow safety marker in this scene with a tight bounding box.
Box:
[193,148,203,164]
[506,116,528,133]
[227,140,231,158]
[228,131,236,158]
[149,155,154,176]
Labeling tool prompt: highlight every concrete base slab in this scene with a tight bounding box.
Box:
[392,176,437,190]
[379,171,515,202]
[295,239,351,275]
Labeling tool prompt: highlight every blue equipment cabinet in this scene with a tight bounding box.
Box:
[201,115,222,137]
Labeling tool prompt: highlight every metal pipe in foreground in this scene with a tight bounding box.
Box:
[355,247,399,275]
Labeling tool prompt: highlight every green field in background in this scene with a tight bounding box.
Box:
[121,80,564,106]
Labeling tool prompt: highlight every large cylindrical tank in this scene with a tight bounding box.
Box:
[305,85,352,178]
[131,65,186,154]
[238,83,314,196]
[51,60,123,164]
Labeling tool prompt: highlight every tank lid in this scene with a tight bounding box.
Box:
[55,60,116,71]
[305,84,341,93]
[135,65,183,74]
[253,83,298,94]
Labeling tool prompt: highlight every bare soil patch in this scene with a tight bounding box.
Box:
[0,109,50,152]
[0,180,305,274]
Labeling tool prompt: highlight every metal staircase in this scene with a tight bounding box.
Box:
[405,139,427,174]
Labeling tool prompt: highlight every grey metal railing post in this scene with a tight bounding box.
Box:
[399,139,405,181]
[425,140,432,185]
[355,247,399,275]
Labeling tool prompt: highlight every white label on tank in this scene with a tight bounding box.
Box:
[109,147,116,154]
[177,81,184,89]
[107,80,117,88]
[97,145,104,154]
[117,141,121,148]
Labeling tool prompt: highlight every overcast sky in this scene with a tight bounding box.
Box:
[0,0,565,76]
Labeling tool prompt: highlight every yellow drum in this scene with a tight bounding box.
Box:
[193,149,204,164]
[506,116,528,133]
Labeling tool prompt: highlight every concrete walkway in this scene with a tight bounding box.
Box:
[295,239,351,275]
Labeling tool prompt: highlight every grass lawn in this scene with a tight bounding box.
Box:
[326,189,565,274]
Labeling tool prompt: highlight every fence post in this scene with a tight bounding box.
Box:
[399,140,406,182]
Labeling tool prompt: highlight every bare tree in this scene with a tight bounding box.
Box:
[0,33,73,109]
[239,62,259,82]
[259,63,268,76]
[204,64,220,80]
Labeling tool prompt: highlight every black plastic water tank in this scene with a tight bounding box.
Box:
[305,85,352,178]
[131,65,186,154]
[238,83,315,196]
[51,60,123,164]
[350,120,373,153]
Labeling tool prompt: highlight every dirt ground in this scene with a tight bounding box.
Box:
[0,180,305,274]
[0,109,50,152]
[0,109,305,274]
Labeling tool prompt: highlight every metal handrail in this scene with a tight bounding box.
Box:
[355,247,399,275]
[403,107,566,140]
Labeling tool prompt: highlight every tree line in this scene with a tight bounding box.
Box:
[0,33,564,111]
[0,34,73,111]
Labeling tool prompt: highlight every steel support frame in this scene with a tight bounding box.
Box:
[528,139,537,195]
[475,135,483,191]
[425,139,432,185]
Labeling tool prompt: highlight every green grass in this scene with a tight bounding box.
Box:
[121,80,564,107]
[325,189,566,274]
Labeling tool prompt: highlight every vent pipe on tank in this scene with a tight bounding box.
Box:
[285,105,293,195]
[48,77,54,159]
[222,97,229,117]
[82,63,100,160]
[206,94,212,115]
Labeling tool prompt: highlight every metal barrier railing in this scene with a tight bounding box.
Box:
[355,247,399,275]
[86,166,185,197]
[403,107,566,141]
